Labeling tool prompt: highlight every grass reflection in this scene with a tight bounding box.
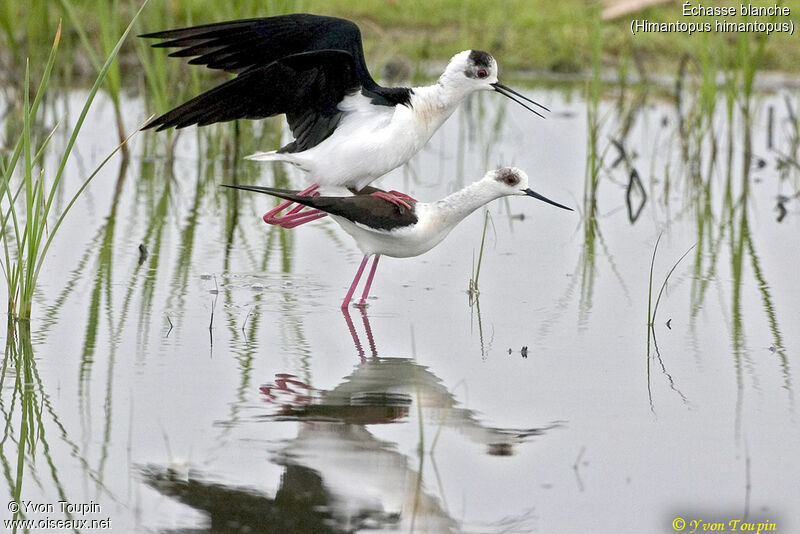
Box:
[568,24,796,414]
[668,44,792,415]
[1,320,110,529]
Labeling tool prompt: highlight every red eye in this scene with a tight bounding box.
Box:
[477,69,488,78]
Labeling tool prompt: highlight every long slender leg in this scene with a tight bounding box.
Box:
[358,306,378,357]
[387,190,418,203]
[340,307,365,362]
[263,184,318,218]
[356,255,381,307]
[277,210,328,228]
[369,191,411,210]
[262,183,328,228]
[341,255,370,310]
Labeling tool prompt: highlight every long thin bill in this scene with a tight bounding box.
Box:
[493,83,549,118]
[524,188,572,211]
[494,82,550,111]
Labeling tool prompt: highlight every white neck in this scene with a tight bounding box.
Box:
[407,83,472,131]
[425,180,502,230]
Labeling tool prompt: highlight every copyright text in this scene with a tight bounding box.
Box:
[671,517,778,533]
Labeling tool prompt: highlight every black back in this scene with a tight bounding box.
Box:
[223,185,419,231]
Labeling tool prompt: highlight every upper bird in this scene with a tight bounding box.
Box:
[140,14,548,225]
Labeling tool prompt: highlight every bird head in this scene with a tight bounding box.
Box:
[440,50,498,91]
[440,51,549,118]
[484,167,572,211]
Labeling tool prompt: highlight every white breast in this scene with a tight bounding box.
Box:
[330,204,457,258]
[295,89,458,190]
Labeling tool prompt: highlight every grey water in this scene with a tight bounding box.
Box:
[1,84,798,533]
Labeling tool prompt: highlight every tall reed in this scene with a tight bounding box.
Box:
[1,3,147,321]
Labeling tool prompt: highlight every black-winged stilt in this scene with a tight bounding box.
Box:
[224,167,571,309]
[141,14,549,227]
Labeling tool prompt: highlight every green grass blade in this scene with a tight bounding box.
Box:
[647,233,661,327]
[1,23,61,195]
[20,61,34,317]
[58,0,101,71]
[472,210,490,292]
[652,244,696,327]
[1,25,61,316]
[27,1,149,300]
[32,126,141,288]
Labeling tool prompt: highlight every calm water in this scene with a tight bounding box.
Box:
[2,83,799,533]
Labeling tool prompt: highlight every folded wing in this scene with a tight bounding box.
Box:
[222,185,419,231]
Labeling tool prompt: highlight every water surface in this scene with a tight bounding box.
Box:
[1,84,798,533]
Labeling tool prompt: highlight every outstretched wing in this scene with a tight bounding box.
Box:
[140,13,378,88]
[222,184,418,231]
[141,14,412,150]
[142,49,359,148]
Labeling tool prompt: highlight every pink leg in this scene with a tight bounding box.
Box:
[341,255,370,310]
[388,190,418,202]
[275,210,328,228]
[358,305,378,357]
[356,255,380,308]
[369,191,412,210]
[263,184,318,218]
[341,307,366,362]
[262,183,328,228]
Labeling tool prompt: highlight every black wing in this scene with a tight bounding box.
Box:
[142,49,359,148]
[140,14,415,148]
[223,185,418,231]
[140,14,378,88]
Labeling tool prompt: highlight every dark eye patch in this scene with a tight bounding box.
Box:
[496,169,519,186]
[468,50,493,68]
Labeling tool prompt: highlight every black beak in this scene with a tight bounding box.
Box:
[523,188,572,211]
[222,183,276,194]
[492,82,550,119]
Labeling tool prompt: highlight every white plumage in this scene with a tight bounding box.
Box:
[245,52,501,191]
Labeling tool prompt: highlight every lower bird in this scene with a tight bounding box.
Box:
[225,168,571,309]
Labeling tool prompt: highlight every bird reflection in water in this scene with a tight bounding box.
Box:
[141,308,557,533]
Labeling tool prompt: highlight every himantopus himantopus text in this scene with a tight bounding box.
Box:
[225,167,571,309]
[141,14,549,227]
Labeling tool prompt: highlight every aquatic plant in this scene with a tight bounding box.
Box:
[646,234,694,341]
[58,0,131,151]
[468,209,491,298]
[0,4,147,321]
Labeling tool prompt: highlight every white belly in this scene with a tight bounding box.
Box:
[293,93,452,190]
[331,208,454,258]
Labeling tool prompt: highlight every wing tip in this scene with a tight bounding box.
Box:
[140,117,171,131]
[140,118,161,131]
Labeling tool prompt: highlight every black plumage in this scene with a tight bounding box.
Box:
[222,184,419,232]
[142,14,374,80]
[140,14,413,152]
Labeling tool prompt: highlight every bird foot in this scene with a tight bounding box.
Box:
[387,190,417,203]
[260,373,314,406]
[369,190,413,210]
[263,209,327,228]
[262,183,328,228]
